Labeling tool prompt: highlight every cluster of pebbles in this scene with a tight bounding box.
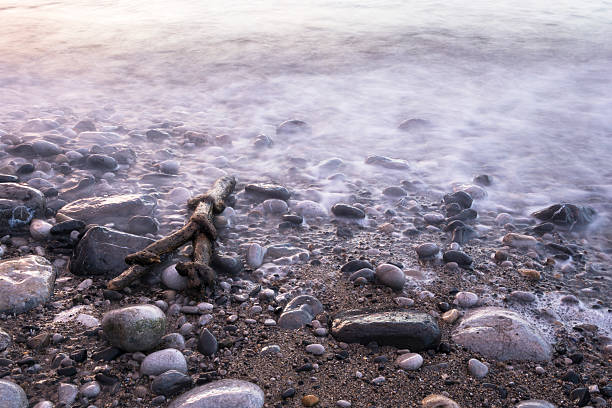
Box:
[0,109,610,408]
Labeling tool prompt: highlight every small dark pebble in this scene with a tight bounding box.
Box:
[92,347,122,362]
[570,387,590,406]
[281,388,296,399]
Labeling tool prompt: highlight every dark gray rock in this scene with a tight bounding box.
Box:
[443,191,473,209]
[452,307,551,361]
[101,304,166,352]
[0,175,19,183]
[50,219,86,235]
[365,155,410,170]
[382,186,407,197]
[276,119,312,136]
[244,184,291,201]
[442,250,472,267]
[348,268,375,282]
[86,154,118,171]
[160,333,185,350]
[127,215,159,235]
[331,309,441,350]
[197,328,218,356]
[0,255,54,315]
[331,203,365,219]
[451,225,477,245]
[415,243,439,260]
[0,379,28,408]
[0,327,10,352]
[151,370,193,397]
[56,194,156,227]
[32,140,61,156]
[340,260,373,274]
[278,295,323,329]
[532,203,595,229]
[447,208,477,222]
[168,379,264,408]
[69,226,154,277]
[0,183,46,234]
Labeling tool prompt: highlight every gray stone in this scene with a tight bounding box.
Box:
[160,333,186,350]
[56,194,156,227]
[305,344,325,355]
[455,291,479,308]
[365,155,410,170]
[21,118,59,132]
[331,309,440,350]
[375,263,405,291]
[442,250,473,267]
[0,379,28,408]
[69,226,154,278]
[532,203,595,228]
[349,268,375,282]
[33,401,53,408]
[246,243,265,269]
[415,243,440,259]
[76,131,122,146]
[515,401,557,408]
[29,219,52,240]
[80,381,101,398]
[262,199,288,215]
[151,370,193,397]
[278,295,323,329]
[452,307,551,361]
[140,348,187,376]
[197,328,218,356]
[396,353,423,370]
[161,264,188,290]
[245,184,290,201]
[58,383,78,406]
[331,203,365,219]
[127,215,159,235]
[0,255,54,314]
[168,379,264,408]
[468,358,488,378]
[0,327,11,351]
[160,160,180,175]
[0,183,46,234]
[32,140,61,156]
[509,291,536,303]
[293,200,327,219]
[101,304,167,352]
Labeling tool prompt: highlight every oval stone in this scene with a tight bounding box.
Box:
[0,379,28,408]
[168,379,264,408]
[102,305,166,352]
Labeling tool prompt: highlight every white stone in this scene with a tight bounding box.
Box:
[468,358,488,378]
[0,255,55,314]
[396,353,423,370]
[29,219,52,240]
[162,264,188,290]
[140,348,187,376]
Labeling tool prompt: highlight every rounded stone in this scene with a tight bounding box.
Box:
[140,348,187,376]
[162,264,188,291]
[375,263,406,291]
[58,383,78,406]
[29,219,52,240]
[197,328,218,356]
[515,401,557,408]
[101,304,167,352]
[305,344,325,355]
[396,353,423,370]
[246,243,265,269]
[0,379,28,408]
[80,381,101,398]
[302,395,320,407]
[32,140,61,156]
[415,243,439,259]
[168,379,264,408]
[331,203,365,219]
[0,327,11,352]
[468,358,489,378]
[151,370,193,397]
[455,291,479,308]
[422,394,460,408]
[262,199,288,215]
[160,333,186,350]
[160,160,180,175]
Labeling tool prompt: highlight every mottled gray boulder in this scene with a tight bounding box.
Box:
[0,255,54,314]
[278,295,323,329]
[168,379,264,408]
[452,307,551,361]
[0,379,28,408]
[0,327,11,351]
[102,304,166,352]
[331,309,440,350]
[69,226,154,278]
[56,194,156,228]
[0,183,46,234]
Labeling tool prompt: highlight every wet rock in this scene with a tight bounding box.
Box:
[127,215,159,235]
[168,379,264,408]
[348,268,375,282]
[416,243,439,260]
[56,194,156,227]
[278,295,323,329]
[212,253,243,275]
[293,200,327,219]
[0,327,11,352]
[70,226,154,277]
[331,203,365,219]
[398,118,430,131]
[443,191,473,209]
[375,263,405,291]
[515,401,557,408]
[502,233,538,248]
[29,219,52,240]
[468,358,488,378]
[146,129,171,141]
[0,183,46,234]
[276,119,312,136]
[532,203,595,228]
[262,199,288,214]
[246,243,265,269]
[0,174,19,183]
[73,119,96,133]
[50,219,86,235]
[382,186,407,197]
[197,328,218,356]
[0,255,54,314]
[151,370,193,397]
[162,264,188,290]
[532,222,555,235]
[331,309,440,350]
[569,388,590,407]
[442,250,472,267]
[452,307,551,361]
[245,183,291,201]
[86,154,119,171]
[447,208,477,222]
[396,353,423,370]
[0,379,28,408]
[282,214,303,224]
[58,383,78,406]
[141,348,187,376]
[101,304,167,352]
[421,394,460,408]
[21,118,59,132]
[32,140,61,156]
[473,174,492,186]
[340,259,373,274]
[365,155,410,170]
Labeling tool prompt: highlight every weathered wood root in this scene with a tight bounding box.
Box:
[107,175,236,291]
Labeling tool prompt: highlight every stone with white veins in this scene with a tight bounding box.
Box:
[140,348,188,376]
[0,255,55,315]
[396,353,423,370]
[168,379,264,408]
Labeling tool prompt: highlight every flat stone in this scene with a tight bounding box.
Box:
[452,307,551,361]
[69,226,154,278]
[340,260,373,274]
[442,250,472,267]
[168,379,264,408]
[56,194,156,227]
[276,119,312,136]
[331,203,365,219]
[515,401,557,408]
[375,263,405,291]
[331,309,440,350]
[197,328,218,356]
[0,183,46,234]
[502,233,538,248]
[0,379,28,408]
[365,155,410,170]
[102,304,167,352]
[32,140,61,156]
[140,348,187,376]
[396,353,423,370]
[278,295,323,329]
[245,184,291,201]
[532,203,595,228]
[305,344,325,355]
[0,255,54,314]
[151,370,193,397]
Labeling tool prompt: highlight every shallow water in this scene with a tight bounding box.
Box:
[1,0,611,246]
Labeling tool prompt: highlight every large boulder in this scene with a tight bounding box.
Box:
[0,183,46,235]
[331,309,440,350]
[168,379,264,408]
[69,226,154,278]
[102,304,166,352]
[452,307,551,361]
[0,255,54,315]
[0,379,28,408]
[56,194,156,228]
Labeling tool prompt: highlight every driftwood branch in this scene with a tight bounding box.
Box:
[107,175,236,291]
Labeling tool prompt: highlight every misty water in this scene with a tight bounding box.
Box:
[0,3,611,265]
